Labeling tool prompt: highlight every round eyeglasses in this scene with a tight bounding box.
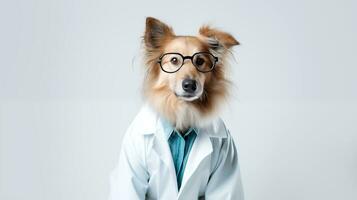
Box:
[157,52,218,73]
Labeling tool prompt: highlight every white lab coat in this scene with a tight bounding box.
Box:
[109,104,244,200]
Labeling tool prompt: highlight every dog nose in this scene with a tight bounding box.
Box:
[182,79,197,93]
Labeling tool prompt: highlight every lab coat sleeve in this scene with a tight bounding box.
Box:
[109,129,149,200]
[205,131,244,200]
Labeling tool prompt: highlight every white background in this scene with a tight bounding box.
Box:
[1,0,356,199]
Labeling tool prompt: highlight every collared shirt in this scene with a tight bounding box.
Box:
[162,119,197,190]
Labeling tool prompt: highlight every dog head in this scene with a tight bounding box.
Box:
[142,17,239,130]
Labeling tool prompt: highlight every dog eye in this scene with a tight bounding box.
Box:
[170,57,179,65]
[194,57,205,66]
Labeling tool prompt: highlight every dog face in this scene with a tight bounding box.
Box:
[159,37,210,101]
[142,17,239,130]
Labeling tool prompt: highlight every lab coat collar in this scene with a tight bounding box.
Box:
[153,114,214,198]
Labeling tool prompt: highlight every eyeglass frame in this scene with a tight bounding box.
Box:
[157,52,219,73]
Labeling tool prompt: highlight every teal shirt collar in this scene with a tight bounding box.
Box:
[161,117,199,140]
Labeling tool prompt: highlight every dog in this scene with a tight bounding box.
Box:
[109,17,243,200]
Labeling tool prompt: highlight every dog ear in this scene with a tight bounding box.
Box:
[144,17,174,49]
[199,26,239,51]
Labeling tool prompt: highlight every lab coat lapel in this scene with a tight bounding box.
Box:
[178,129,213,197]
[151,119,179,196]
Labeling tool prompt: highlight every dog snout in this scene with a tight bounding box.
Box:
[182,79,197,93]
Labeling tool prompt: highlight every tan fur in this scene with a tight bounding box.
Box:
[142,17,239,131]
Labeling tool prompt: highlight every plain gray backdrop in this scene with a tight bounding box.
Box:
[1,0,356,199]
